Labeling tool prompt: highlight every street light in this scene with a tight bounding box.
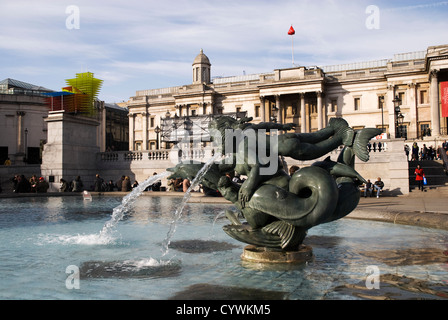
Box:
[393,95,403,138]
[154,125,161,150]
[183,117,193,132]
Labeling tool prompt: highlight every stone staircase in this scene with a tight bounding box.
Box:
[408,160,448,195]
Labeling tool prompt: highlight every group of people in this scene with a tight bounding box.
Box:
[59,176,84,192]
[362,177,385,198]
[167,177,191,192]
[407,142,441,161]
[92,173,162,192]
[12,174,49,193]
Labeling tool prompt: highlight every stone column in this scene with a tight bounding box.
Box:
[408,83,417,139]
[142,112,148,150]
[97,100,106,152]
[275,95,282,124]
[387,85,396,139]
[128,113,135,151]
[317,91,323,130]
[430,70,440,137]
[260,96,266,122]
[300,93,306,133]
[16,111,25,155]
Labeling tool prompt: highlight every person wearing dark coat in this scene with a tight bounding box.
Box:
[94,174,104,192]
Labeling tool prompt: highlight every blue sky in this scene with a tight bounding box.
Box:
[1,0,448,103]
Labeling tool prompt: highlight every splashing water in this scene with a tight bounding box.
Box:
[99,171,171,240]
[208,210,227,239]
[161,154,222,256]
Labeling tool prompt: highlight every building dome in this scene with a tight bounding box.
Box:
[193,49,211,66]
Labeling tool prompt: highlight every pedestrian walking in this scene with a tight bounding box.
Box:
[414,164,425,191]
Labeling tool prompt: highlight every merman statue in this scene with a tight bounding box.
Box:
[167,116,381,252]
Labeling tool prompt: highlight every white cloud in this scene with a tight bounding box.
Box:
[1,0,447,101]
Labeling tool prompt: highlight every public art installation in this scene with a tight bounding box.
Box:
[168,117,381,263]
[43,72,103,115]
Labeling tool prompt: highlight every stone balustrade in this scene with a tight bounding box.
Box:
[94,139,409,195]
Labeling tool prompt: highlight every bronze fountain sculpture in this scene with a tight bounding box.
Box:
[168,117,381,263]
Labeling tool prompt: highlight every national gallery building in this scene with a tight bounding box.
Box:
[126,45,448,152]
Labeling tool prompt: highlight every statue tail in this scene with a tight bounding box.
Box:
[352,128,383,162]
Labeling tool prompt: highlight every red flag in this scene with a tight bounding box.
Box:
[288,25,295,35]
[441,81,448,118]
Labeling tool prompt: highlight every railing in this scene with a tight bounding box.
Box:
[98,149,211,164]
[99,150,170,162]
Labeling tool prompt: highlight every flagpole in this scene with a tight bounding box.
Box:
[291,34,294,67]
[288,25,295,67]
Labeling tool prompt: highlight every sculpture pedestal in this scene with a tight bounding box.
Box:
[241,245,313,264]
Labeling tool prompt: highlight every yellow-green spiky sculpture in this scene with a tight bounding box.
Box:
[65,72,103,115]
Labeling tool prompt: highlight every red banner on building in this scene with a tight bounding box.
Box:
[441,81,448,118]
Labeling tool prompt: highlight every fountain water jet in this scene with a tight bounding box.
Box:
[161,153,223,256]
[99,171,170,240]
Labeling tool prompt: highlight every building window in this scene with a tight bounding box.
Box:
[150,117,155,128]
[354,97,361,111]
[420,90,428,104]
[398,92,405,105]
[399,124,408,140]
[255,105,260,118]
[149,141,156,150]
[292,104,298,115]
[330,99,337,113]
[419,122,431,138]
[191,109,196,116]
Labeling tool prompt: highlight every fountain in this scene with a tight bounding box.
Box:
[0,117,447,300]
[167,116,383,263]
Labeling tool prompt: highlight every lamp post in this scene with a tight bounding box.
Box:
[397,113,405,139]
[183,117,193,160]
[393,95,402,139]
[154,125,161,150]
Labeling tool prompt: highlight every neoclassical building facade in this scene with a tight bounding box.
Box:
[126,44,448,151]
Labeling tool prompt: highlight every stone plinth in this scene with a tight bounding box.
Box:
[241,245,313,264]
[41,111,100,191]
